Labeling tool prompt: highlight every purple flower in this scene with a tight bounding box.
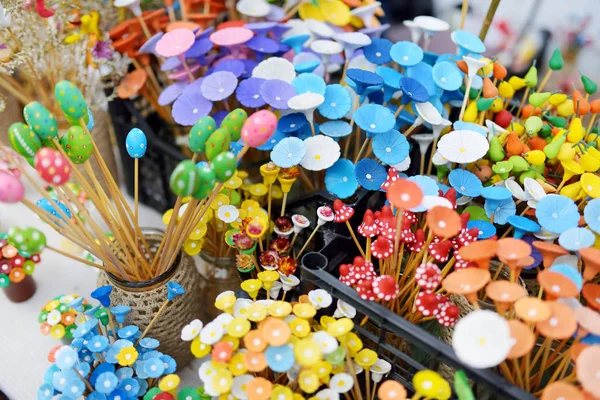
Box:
[92,41,113,60]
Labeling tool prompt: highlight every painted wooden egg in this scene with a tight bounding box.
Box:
[34,148,71,185]
[220,108,247,141]
[0,170,24,203]
[125,128,147,158]
[212,151,237,182]
[8,122,41,158]
[205,128,231,161]
[193,163,217,199]
[35,198,72,221]
[241,109,277,148]
[189,116,216,154]
[55,80,88,120]
[60,126,93,164]
[23,101,58,139]
[169,160,200,197]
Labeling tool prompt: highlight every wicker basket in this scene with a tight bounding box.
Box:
[96,229,203,367]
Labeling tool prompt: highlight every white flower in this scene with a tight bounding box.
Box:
[333,300,356,319]
[437,130,489,164]
[46,310,62,326]
[312,331,338,354]
[270,281,283,299]
[231,374,253,399]
[329,373,354,393]
[198,360,218,383]
[452,310,512,369]
[233,298,253,318]
[217,205,239,224]
[504,178,526,201]
[524,177,546,202]
[308,289,333,309]
[391,155,411,172]
[279,273,300,291]
[300,135,340,171]
[181,319,203,341]
[59,295,75,304]
[533,227,559,242]
[200,322,223,345]
[370,359,391,383]
[315,388,340,400]
[431,151,449,166]
[214,313,234,331]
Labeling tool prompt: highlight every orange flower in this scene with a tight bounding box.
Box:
[378,380,407,400]
[247,377,272,400]
[244,351,267,372]
[212,341,233,364]
[426,207,461,238]
[243,330,267,353]
[386,179,423,210]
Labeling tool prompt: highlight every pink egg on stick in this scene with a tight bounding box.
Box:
[0,170,24,203]
[239,109,278,160]
[34,148,71,186]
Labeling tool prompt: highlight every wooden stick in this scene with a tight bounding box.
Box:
[295,225,320,262]
[280,192,289,217]
[135,299,169,346]
[46,245,107,269]
[354,138,371,163]
[459,0,469,30]
[345,220,366,258]
[536,70,552,93]
[478,0,502,42]
[136,15,152,39]
[459,78,473,121]
[134,158,139,225]
[516,87,530,119]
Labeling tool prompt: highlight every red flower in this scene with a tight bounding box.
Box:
[270,237,291,255]
[278,256,296,276]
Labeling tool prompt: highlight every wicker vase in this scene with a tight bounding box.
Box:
[96,229,203,368]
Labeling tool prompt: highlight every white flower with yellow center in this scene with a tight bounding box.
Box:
[181,319,203,341]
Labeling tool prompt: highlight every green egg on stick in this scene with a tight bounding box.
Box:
[8,122,41,167]
[220,108,247,141]
[60,126,93,164]
[189,116,216,156]
[23,101,59,140]
[204,128,231,161]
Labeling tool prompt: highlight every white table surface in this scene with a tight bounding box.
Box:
[0,168,202,399]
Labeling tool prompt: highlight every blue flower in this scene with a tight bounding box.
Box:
[167,282,185,301]
[64,378,85,398]
[390,41,423,67]
[355,159,387,191]
[345,69,383,96]
[372,129,409,165]
[38,383,55,400]
[325,159,358,199]
[278,113,306,134]
[160,354,177,374]
[318,84,352,120]
[109,305,131,325]
[67,297,84,312]
[291,73,326,96]
[85,305,101,319]
[270,137,306,169]
[143,358,165,378]
[87,335,109,353]
[91,286,113,307]
[549,264,583,291]
[535,195,579,234]
[558,227,595,252]
[87,392,108,400]
[265,344,295,373]
[44,365,60,385]
[363,38,393,65]
[107,388,128,399]
[113,339,134,351]
[320,121,352,140]
[95,372,118,394]
[115,367,134,381]
[118,326,140,340]
[52,371,68,392]
[89,363,116,387]
[584,198,600,234]
[139,338,160,350]
[467,220,496,240]
[432,61,462,91]
[134,360,149,380]
[448,169,482,198]
[480,186,512,201]
[507,216,540,239]
[79,348,94,364]
[407,175,438,212]
[484,198,516,225]
[55,346,79,370]
[73,318,99,338]
[118,377,140,397]
[75,362,91,379]
[451,29,486,56]
[136,378,148,396]
[354,104,396,135]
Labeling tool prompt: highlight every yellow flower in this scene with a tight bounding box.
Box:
[257,270,279,291]
[268,301,292,318]
[190,337,212,358]
[45,300,60,311]
[200,208,213,224]
[223,176,243,189]
[241,199,261,213]
[227,317,251,338]
[339,332,363,357]
[215,294,236,314]
[49,324,65,339]
[249,183,268,198]
[183,238,203,256]
[327,318,353,338]
[228,353,247,376]
[293,303,317,320]
[116,347,138,366]
[221,335,240,351]
[247,303,267,322]
[311,360,332,379]
[294,339,322,367]
[289,318,310,338]
[211,193,230,210]
[237,170,249,180]
[211,369,233,395]
[158,374,180,392]
[355,349,378,369]
[189,222,207,240]
[298,370,320,394]
[162,209,173,225]
[271,385,294,400]
[319,316,336,329]
[241,279,262,300]
[413,370,445,399]
[229,209,247,229]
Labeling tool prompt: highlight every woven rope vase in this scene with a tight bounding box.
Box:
[96,230,203,368]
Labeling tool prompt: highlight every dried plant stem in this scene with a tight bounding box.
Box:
[478,0,502,41]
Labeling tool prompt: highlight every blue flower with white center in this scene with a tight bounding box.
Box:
[136,378,148,396]
[143,358,165,378]
[91,286,113,307]
[118,377,140,397]
[52,371,69,392]
[87,392,108,400]
[89,363,115,386]
[87,335,109,353]
[64,378,85,398]
[38,383,54,400]
[167,282,185,300]
[95,372,118,394]
[55,346,78,370]
[139,338,160,350]
[115,367,134,381]
[44,365,60,385]
[160,354,177,374]
[118,326,139,340]
[73,318,98,338]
